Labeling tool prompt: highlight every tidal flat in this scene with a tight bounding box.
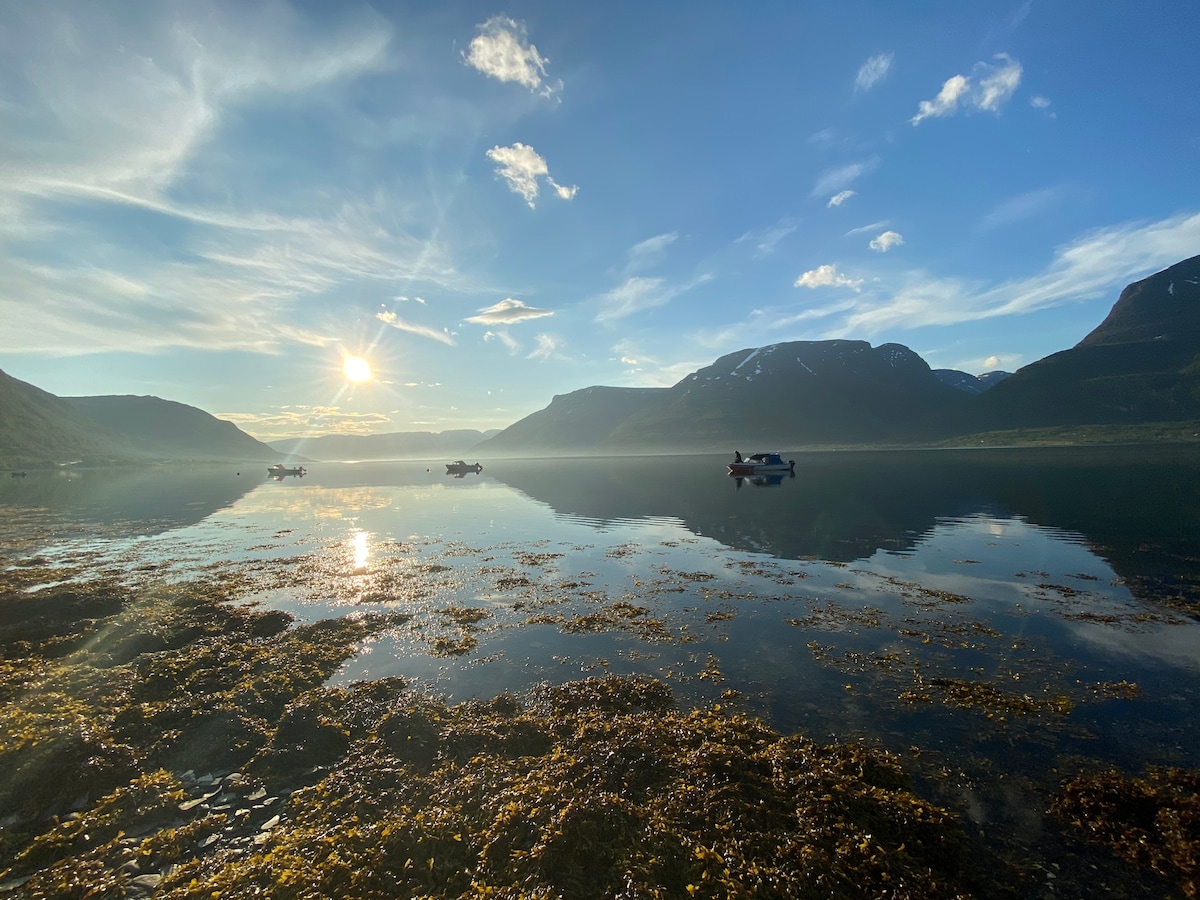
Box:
[2,451,1200,897]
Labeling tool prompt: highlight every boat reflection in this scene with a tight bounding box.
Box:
[732,472,794,489]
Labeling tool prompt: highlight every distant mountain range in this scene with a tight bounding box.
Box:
[2,254,1197,467]
[475,254,1200,455]
[268,430,500,461]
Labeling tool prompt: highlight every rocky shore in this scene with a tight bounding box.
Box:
[0,561,1194,898]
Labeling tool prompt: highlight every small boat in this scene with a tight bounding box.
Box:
[727,452,795,476]
[446,460,483,475]
[267,464,306,477]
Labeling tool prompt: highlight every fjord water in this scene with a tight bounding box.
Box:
[4,448,1200,841]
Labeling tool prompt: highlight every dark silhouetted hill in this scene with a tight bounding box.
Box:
[66,395,277,462]
[0,369,129,466]
[477,341,966,455]
[968,254,1200,429]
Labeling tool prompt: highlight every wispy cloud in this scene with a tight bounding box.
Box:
[376,311,456,345]
[463,15,560,98]
[466,298,555,325]
[794,264,864,291]
[844,220,889,237]
[978,186,1065,230]
[486,143,577,208]
[483,329,520,352]
[528,333,565,360]
[1030,95,1056,118]
[220,406,393,440]
[911,54,1023,125]
[0,3,493,357]
[735,219,798,258]
[626,232,679,273]
[813,160,877,198]
[827,190,856,208]
[594,274,713,323]
[854,53,894,93]
[869,230,904,252]
[828,212,1200,335]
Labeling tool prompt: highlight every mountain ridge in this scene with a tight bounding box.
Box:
[4,255,1199,466]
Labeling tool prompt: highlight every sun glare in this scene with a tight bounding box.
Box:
[343,355,373,383]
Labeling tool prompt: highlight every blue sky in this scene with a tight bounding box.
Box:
[2,1,1198,439]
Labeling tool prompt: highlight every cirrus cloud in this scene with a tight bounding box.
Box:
[855,53,894,93]
[376,310,455,345]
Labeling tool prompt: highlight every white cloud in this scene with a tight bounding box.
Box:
[483,329,520,352]
[978,186,1065,230]
[976,56,1023,111]
[911,74,971,124]
[869,230,904,252]
[221,405,393,440]
[844,220,889,237]
[982,355,1002,370]
[829,212,1200,335]
[808,128,838,148]
[855,53,894,92]
[827,190,856,208]
[911,55,1023,125]
[794,264,864,291]
[486,143,547,207]
[548,178,579,200]
[486,143,575,208]
[394,295,426,304]
[465,298,554,325]
[627,232,679,273]
[463,16,560,97]
[735,219,798,258]
[0,4,489,357]
[376,311,456,345]
[812,160,876,198]
[594,274,713,323]
[1030,95,1056,118]
[528,333,564,360]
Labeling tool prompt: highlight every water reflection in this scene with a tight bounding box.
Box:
[489,447,1200,605]
[352,529,369,573]
[3,449,1198,893]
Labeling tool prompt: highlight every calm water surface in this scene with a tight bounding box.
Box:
[4,447,1200,870]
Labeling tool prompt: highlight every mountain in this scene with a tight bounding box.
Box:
[969,254,1200,429]
[66,395,277,462]
[0,369,130,467]
[934,369,1012,394]
[479,341,966,455]
[478,387,665,456]
[267,429,501,461]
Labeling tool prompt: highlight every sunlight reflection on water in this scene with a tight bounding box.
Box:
[3,453,1200,776]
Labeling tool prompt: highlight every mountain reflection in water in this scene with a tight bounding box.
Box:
[4,448,1200,891]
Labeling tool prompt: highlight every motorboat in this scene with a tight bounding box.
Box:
[267,464,306,477]
[446,460,483,475]
[727,452,795,476]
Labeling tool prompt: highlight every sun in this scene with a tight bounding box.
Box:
[343,355,373,383]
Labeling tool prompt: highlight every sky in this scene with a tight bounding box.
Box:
[2,0,1199,440]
